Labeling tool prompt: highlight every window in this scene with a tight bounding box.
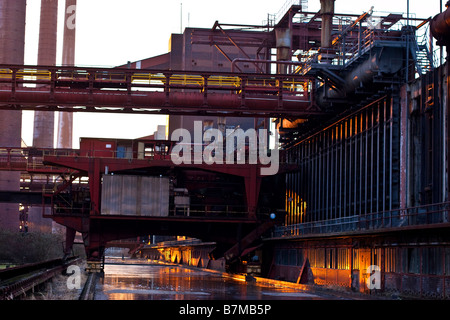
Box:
[385,248,399,273]
[422,247,442,275]
[297,249,304,266]
[288,249,297,266]
[372,248,381,269]
[326,248,336,269]
[337,248,349,270]
[275,248,300,266]
[308,249,316,267]
[402,247,420,274]
[445,248,450,275]
[316,248,325,268]
[352,249,359,270]
[280,249,289,265]
[275,249,283,265]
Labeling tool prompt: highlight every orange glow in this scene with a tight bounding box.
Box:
[285,190,307,230]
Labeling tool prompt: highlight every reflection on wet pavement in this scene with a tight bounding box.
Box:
[94,260,334,300]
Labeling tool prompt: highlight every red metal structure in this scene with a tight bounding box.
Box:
[2,2,448,294]
[0,65,317,118]
[0,136,290,270]
[47,137,290,270]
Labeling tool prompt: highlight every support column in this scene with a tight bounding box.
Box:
[319,0,336,63]
[320,0,335,48]
[64,227,76,258]
[447,54,450,204]
[275,28,292,74]
[400,86,409,210]
[88,158,102,215]
[244,167,261,220]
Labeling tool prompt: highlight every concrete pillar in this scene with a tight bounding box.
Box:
[0,0,26,231]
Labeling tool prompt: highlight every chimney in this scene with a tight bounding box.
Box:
[57,0,77,149]
[0,0,26,231]
[33,0,59,148]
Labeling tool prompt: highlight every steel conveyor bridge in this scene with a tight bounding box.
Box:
[0,64,320,118]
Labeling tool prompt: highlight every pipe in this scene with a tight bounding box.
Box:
[447,52,450,203]
[57,0,77,149]
[0,89,317,117]
[320,0,335,49]
[317,46,404,104]
[33,0,58,148]
[275,28,292,74]
[231,58,304,73]
[431,4,450,203]
[0,0,26,232]
[430,1,450,46]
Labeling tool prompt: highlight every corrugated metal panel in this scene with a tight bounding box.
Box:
[101,175,169,216]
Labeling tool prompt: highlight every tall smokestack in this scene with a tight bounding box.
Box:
[33,0,58,148]
[57,0,77,149]
[0,0,26,231]
[29,0,59,233]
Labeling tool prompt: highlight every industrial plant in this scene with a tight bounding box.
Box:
[0,0,450,299]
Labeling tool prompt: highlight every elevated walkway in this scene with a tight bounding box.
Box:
[0,64,318,118]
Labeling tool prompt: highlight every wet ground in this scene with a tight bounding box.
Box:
[94,259,344,300]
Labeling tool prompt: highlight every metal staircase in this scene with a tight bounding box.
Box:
[410,31,435,75]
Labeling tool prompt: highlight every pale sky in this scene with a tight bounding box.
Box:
[21,0,446,148]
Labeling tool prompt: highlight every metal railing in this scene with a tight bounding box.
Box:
[0,147,292,178]
[0,147,79,173]
[273,202,450,238]
[0,64,316,118]
[169,203,248,218]
[0,65,311,94]
[297,19,432,76]
[274,0,307,25]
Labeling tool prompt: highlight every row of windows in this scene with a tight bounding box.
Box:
[385,247,450,275]
[283,96,399,223]
[275,247,450,275]
[275,248,350,270]
[308,248,349,269]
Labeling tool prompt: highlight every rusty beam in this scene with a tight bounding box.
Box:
[0,191,51,204]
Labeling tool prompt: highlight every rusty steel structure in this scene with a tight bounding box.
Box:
[0,257,79,300]
[0,66,316,118]
[266,1,450,298]
[1,0,450,298]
